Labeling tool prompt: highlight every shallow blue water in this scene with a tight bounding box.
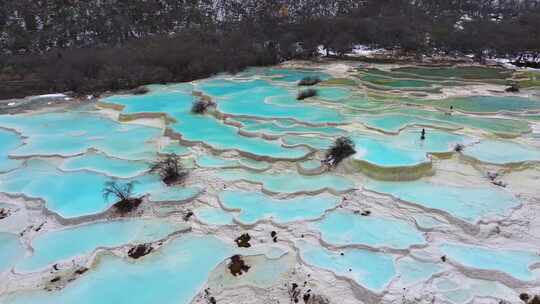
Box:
[198,78,346,124]
[365,180,519,222]
[4,235,233,304]
[61,153,149,178]
[0,232,24,273]
[219,191,339,224]
[0,160,200,218]
[440,243,539,281]
[298,240,396,291]
[353,129,470,167]
[218,169,355,194]
[0,129,21,172]
[17,218,187,272]
[315,210,425,249]
[0,112,161,160]
[395,257,442,285]
[106,86,311,159]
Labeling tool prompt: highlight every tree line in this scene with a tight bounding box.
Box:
[1,0,539,99]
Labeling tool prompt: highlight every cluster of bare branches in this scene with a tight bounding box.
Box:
[103,181,141,213]
[150,153,189,185]
[323,136,356,167]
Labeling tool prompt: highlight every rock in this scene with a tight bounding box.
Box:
[520,293,530,302]
[183,210,194,221]
[271,231,278,242]
[50,276,61,283]
[228,255,250,276]
[307,295,330,304]
[74,267,89,275]
[0,208,10,220]
[234,233,251,248]
[505,84,520,92]
[128,243,153,259]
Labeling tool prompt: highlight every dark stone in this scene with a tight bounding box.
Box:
[183,210,194,221]
[0,208,10,220]
[361,210,371,216]
[520,293,530,302]
[441,255,447,262]
[50,276,61,283]
[297,89,318,100]
[227,255,250,276]
[272,232,278,243]
[34,223,45,231]
[531,295,540,304]
[454,144,465,153]
[209,297,217,304]
[303,292,311,303]
[234,233,251,248]
[289,282,301,303]
[128,243,153,259]
[74,267,88,275]
[505,84,520,93]
[298,77,321,86]
[492,180,507,188]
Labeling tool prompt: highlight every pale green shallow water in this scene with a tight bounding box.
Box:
[463,140,540,164]
[358,107,531,136]
[410,96,540,113]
